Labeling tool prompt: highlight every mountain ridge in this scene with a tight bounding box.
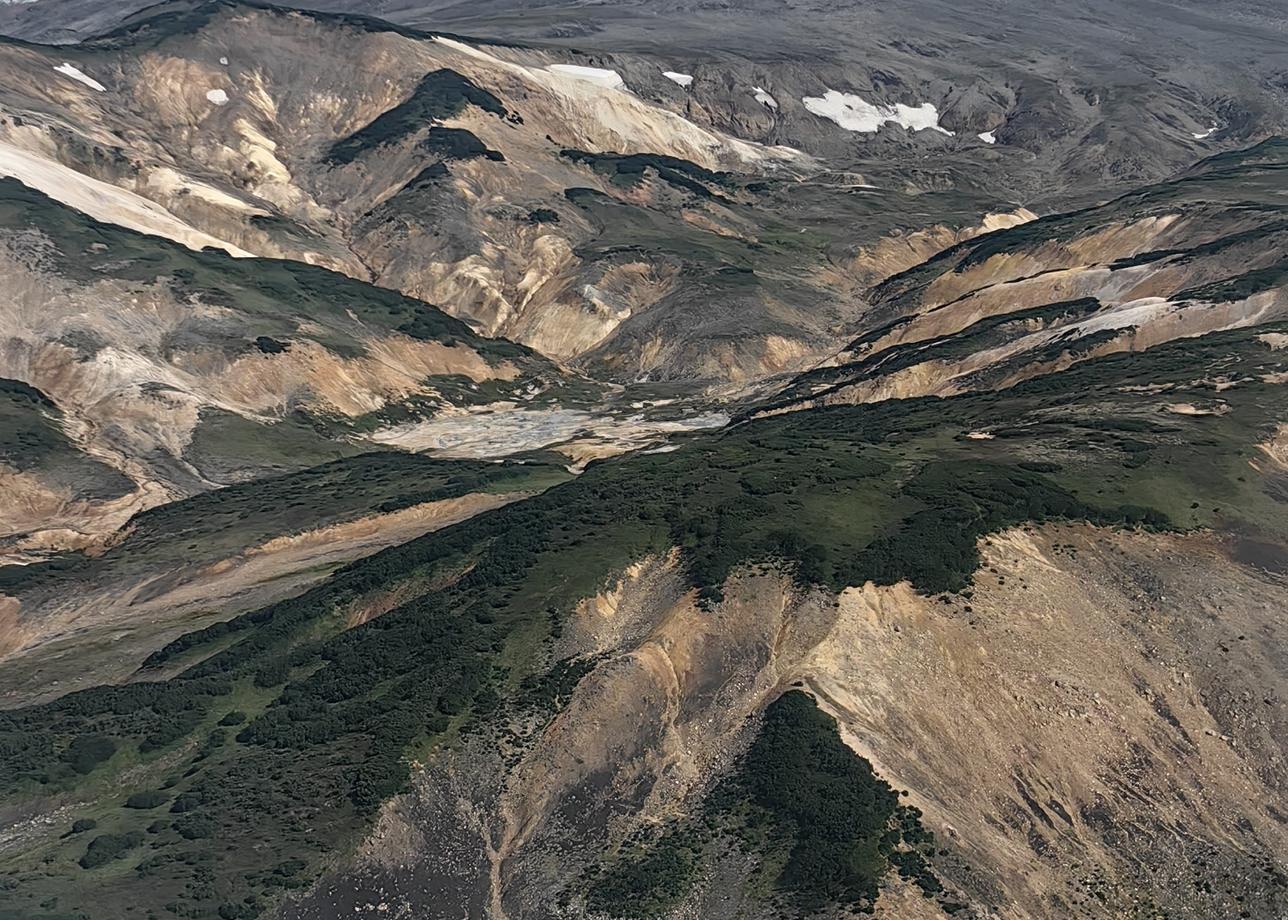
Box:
[0,3,1286,919]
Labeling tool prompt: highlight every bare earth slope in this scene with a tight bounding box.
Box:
[0,4,1285,920]
[2,312,1286,919]
[761,139,1288,414]
[2,0,1285,384]
[0,178,575,561]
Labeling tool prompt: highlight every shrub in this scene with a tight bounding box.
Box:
[79,832,144,869]
[173,813,217,840]
[62,734,116,775]
[169,791,205,813]
[125,790,170,809]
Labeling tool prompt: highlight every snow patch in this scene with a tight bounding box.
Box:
[0,140,252,258]
[368,404,728,458]
[1065,297,1174,336]
[802,89,953,136]
[978,130,996,144]
[432,36,808,170]
[547,64,624,89]
[206,89,229,105]
[663,71,693,88]
[219,56,229,66]
[1192,125,1217,140]
[752,86,778,109]
[53,63,106,93]
[1165,402,1228,417]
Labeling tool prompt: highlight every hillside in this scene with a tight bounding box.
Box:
[2,315,1287,918]
[0,178,595,563]
[0,3,1285,920]
[3,0,1284,384]
[760,139,1288,413]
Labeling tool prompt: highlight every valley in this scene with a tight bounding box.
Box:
[0,1,1285,919]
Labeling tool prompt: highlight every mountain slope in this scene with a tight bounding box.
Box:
[761,139,1288,413]
[0,4,1286,920]
[0,2,848,383]
[0,177,574,561]
[5,0,1284,202]
[2,316,1286,919]
[3,0,1283,384]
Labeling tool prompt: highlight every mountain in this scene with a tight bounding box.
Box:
[0,3,1286,920]
[0,1,840,383]
[4,0,1286,200]
[2,0,1285,385]
[761,139,1288,413]
[3,298,1286,920]
[0,177,583,563]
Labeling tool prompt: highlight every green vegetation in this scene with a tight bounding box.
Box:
[562,150,729,198]
[0,451,569,593]
[871,137,1288,321]
[0,377,132,499]
[0,379,61,469]
[325,69,510,165]
[79,832,144,870]
[420,127,504,162]
[123,791,169,810]
[178,407,361,488]
[61,735,115,775]
[0,322,1284,917]
[0,178,532,366]
[769,298,1104,408]
[587,829,703,918]
[526,208,560,224]
[728,691,931,910]
[1177,258,1288,304]
[589,691,944,916]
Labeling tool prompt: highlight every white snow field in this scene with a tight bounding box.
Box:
[663,71,694,88]
[752,86,778,109]
[53,63,106,92]
[978,130,996,144]
[546,64,625,89]
[0,140,252,257]
[802,88,953,135]
[434,37,808,170]
[206,88,230,105]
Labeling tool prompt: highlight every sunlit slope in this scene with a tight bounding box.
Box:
[1,317,1285,918]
